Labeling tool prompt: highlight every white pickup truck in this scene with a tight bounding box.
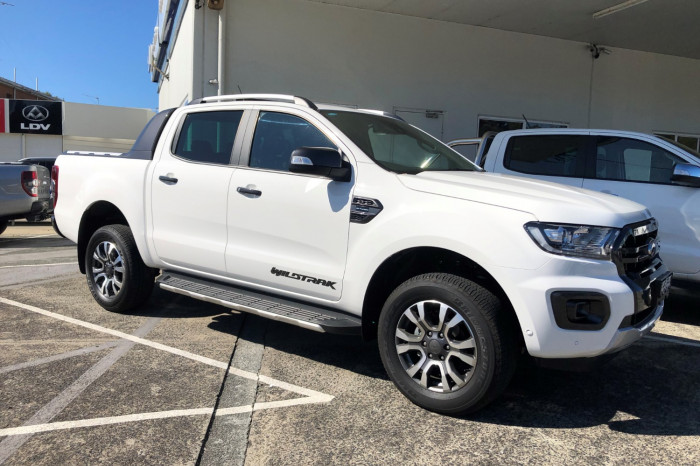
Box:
[53,95,671,414]
[450,129,700,287]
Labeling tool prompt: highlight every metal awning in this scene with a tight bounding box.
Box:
[307,0,700,60]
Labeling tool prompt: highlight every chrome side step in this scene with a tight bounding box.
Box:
[157,272,361,335]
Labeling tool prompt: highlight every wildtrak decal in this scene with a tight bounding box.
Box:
[271,267,337,290]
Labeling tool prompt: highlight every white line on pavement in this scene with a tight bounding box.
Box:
[645,334,700,348]
[0,262,78,269]
[0,394,335,438]
[0,342,119,374]
[0,296,333,398]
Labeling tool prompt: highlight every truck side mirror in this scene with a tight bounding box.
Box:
[289,147,351,182]
[671,163,700,187]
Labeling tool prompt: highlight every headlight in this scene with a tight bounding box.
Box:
[525,222,620,260]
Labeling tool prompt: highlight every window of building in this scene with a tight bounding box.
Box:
[595,137,686,184]
[478,116,567,137]
[504,135,587,177]
[655,132,700,152]
[173,111,243,164]
[249,112,335,172]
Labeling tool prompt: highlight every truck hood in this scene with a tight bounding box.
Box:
[398,171,650,227]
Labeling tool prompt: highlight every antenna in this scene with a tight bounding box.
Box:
[84,94,100,105]
[522,114,531,129]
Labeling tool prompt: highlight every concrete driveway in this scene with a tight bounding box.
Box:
[1,222,698,465]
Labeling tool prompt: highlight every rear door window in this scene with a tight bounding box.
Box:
[504,135,587,177]
[173,111,244,165]
[594,137,686,184]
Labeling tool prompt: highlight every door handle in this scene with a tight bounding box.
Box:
[237,186,262,197]
[601,189,618,196]
[159,175,178,184]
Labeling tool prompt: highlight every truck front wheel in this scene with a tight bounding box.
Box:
[378,273,517,415]
[0,218,8,236]
[85,224,155,313]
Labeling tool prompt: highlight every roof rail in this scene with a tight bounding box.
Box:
[188,94,318,110]
[358,109,405,122]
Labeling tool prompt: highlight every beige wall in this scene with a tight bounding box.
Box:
[158,0,700,141]
[0,103,154,161]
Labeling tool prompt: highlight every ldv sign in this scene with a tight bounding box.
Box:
[0,99,63,135]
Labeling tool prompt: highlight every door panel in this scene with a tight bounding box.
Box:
[225,110,353,300]
[226,169,352,299]
[583,136,700,275]
[150,110,244,274]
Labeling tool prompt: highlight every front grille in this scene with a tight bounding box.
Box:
[612,219,665,324]
[615,219,662,281]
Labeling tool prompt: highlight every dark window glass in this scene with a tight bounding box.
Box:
[677,136,699,152]
[173,111,243,164]
[478,135,496,168]
[478,119,522,137]
[595,137,686,184]
[504,135,586,177]
[250,112,335,171]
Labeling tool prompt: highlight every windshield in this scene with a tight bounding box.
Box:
[321,110,480,174]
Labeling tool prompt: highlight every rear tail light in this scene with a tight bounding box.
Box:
[21,170,39,197]
[51,165,59,208]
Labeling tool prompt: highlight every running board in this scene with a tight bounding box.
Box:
[157,272,361,335]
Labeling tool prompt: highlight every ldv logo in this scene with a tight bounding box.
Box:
[21,105,51,131]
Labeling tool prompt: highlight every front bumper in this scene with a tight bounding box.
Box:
[493,256,668,359]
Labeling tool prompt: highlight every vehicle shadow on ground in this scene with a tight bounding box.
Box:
[0,237,74,249]
[127,288,240,319]
[209,312,389,381]
[208,308,698,435]
[139,290,698,435]
[663,290,700,326]
[473,340,699,435]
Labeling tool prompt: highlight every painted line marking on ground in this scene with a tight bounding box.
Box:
[0,297,334,436]
[0,342,119,375]
[0,395,336,438]
[0,318,161,462]
[0,296,332,399]
[0,262,78,269]
[645,334,700,348]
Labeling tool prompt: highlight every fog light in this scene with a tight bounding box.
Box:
[551,292,610,330]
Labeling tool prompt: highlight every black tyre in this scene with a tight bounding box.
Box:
[0,218,7,236]
[378,273,518,415]
[85,224,155,313]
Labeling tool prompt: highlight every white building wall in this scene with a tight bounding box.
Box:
[63,103,153,140]
[158,3,197,108]
[159,0,700,140]
[592,49,700,134]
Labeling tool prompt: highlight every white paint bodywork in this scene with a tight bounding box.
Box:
[54,101,659,359]
[482,129,700,283]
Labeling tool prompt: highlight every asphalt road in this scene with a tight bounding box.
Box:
[1,222,698,465]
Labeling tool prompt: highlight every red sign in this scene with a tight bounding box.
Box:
[0,99,7,133]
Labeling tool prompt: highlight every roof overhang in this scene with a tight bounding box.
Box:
[306,0,700,60]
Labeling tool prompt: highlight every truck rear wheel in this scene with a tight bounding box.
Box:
[378,273,517,415]
[85,224,154,313]
[0,219,7,236]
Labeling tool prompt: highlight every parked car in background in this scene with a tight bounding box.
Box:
[17,156,58,172]
[0,162,51,234]
[449,129,700,287]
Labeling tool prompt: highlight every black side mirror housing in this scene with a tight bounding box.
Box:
[289,147,351,182]
[671,163,700,187]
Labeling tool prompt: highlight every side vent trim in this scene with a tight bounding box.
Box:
[350,197,383,224]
